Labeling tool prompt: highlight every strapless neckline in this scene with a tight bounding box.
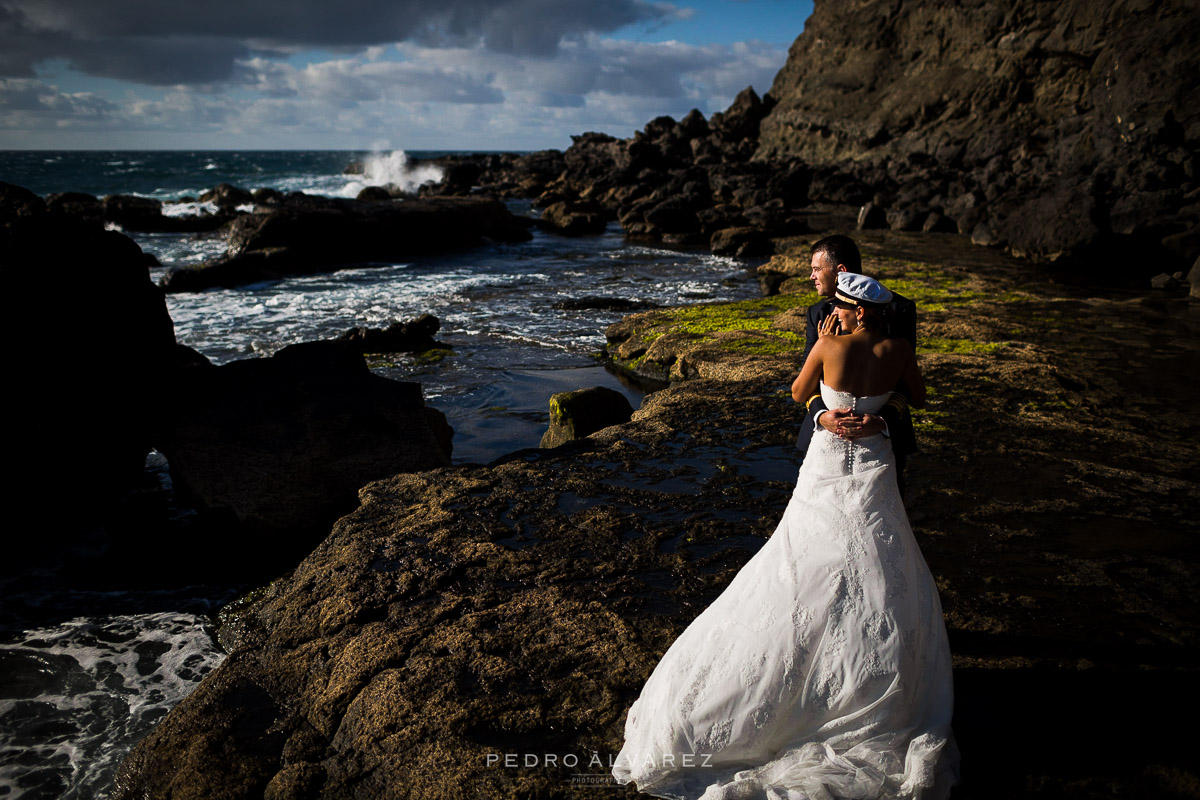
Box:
[819,380,892,413]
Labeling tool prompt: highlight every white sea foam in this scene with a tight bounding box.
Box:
[339,150,444,198]
[161,200,219,218]
[0,612,225,799]
[152,235,228,268]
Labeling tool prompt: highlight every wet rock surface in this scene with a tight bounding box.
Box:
[160,194,534,292]
[539,386,635,449]
[156,341,453,553]
[335,313,444,354]
[115,232,1200,799]
[537,200,610,236]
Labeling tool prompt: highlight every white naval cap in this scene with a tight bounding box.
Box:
[834,272,893,308]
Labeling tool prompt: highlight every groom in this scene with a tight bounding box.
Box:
[796,235,918,487]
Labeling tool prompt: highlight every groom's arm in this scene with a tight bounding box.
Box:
[875,393,908,436]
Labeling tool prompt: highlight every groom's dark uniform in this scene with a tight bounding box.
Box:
[796,292,919,473]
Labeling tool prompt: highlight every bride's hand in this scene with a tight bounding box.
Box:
[818,313,840,338]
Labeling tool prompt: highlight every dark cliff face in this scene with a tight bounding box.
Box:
[756,0,1200,267]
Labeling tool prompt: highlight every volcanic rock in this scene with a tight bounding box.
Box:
[0,181,45,218]
[857,202,888,230]
[199,183,254,211]
[156,341,452,544]
[45,191,104,221]
[709,86,771,143]
[336,314,442,353]
[253,188,284,205]
[355,186,392,202]
[161,195,534,292]
[754,0,1200,271]
[538,201,609,236]
[103,194,166,229]
[2,196,176,548]
[539,386,635,449]
[710,226,772,257]
[886,207,923,232]
[551,297,660,311]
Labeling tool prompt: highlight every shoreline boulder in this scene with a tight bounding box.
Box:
[2,185,177,551]
[336,314,443,353]
[157,341,453,544]
[162,194,534,292]
[540,386,635,448]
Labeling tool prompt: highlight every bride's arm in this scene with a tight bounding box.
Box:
[791,341,825,403]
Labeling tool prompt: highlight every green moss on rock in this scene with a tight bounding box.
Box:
[918,337,1006,355]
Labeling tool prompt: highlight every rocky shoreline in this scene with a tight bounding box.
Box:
[14,0,1195,299]
[5,2,1199,796]
[407,0,1200,283]
[1,182,462,573]
[112,231,1200,799]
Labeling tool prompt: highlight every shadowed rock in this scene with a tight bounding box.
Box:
[755,0,1200,270]
[538,201,609,236]
[539,386,635,448]
[0,181,46,218]
[199,183,254,211]
[336,314,442,353]
[551,296,661,311]
[161,194,534,292]
[2,190,177,552]
[157,341,453,545]
[45,191,103,222]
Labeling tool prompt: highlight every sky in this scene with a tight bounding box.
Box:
[0,0,813,150]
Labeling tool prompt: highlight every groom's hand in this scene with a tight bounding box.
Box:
[821,408,886,439]
[820,407,854,435]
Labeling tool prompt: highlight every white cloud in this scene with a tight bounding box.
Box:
[0,33,788,148]
[0,77,115,127]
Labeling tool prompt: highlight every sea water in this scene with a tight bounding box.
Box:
[0,149,764,798]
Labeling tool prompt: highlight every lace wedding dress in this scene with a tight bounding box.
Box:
[613,383,957,800]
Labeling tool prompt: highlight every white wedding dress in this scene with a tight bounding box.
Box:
[613,383,957,800]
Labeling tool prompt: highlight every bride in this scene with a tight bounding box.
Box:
[612,273,958,799]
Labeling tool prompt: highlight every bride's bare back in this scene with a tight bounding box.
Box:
[791,328,925,407]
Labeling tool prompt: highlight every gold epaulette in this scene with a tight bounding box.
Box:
[885,394,909,416]
[805,394,822,412]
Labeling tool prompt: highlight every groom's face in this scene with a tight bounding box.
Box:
[810,252,840,297]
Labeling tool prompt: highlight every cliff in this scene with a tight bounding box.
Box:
[756,0,1200,266]
[420,0,1199,276]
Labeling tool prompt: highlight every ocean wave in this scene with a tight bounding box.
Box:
[337,150,444,198]
[161,200,219,218]
[0,612,224,800]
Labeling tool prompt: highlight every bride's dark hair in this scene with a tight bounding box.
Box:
[858,306,885,332]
